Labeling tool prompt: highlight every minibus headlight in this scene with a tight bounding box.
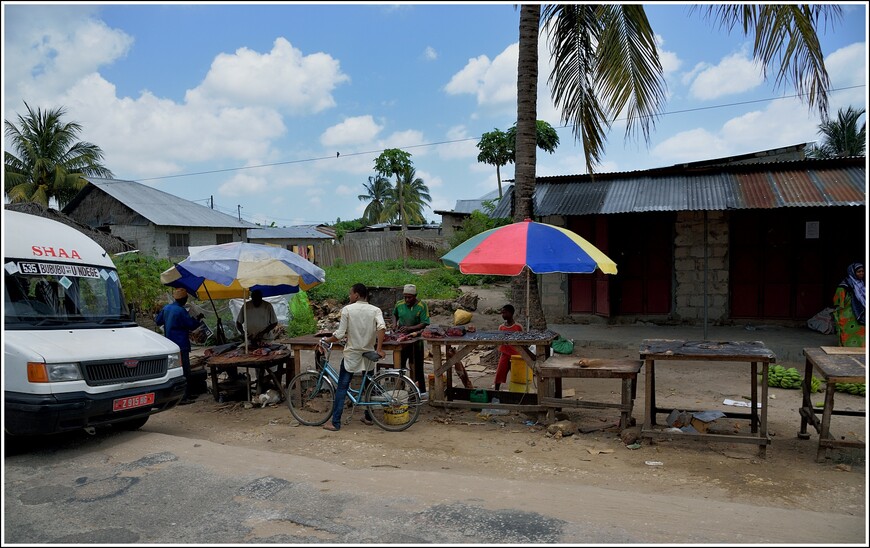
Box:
[167,353,181,369]
[46,363,83,382]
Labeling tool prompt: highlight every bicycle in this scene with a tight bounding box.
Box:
[286,340,423,432]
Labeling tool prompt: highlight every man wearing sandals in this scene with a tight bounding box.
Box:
[320,283,386,431]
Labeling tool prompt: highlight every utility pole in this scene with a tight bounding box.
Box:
[210,195,214,209]
[237,205,242,220]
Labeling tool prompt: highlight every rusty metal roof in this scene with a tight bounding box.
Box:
[492,157,865,217]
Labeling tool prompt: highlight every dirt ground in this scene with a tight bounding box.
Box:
[147,283,867,527]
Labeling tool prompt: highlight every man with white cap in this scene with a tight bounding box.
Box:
[393,283,430,397]
[156,287,203,405]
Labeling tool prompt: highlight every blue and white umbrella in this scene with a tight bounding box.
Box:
[160,241,326,351]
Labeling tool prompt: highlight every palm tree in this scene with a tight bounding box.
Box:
[382,166,431,226]
[514,4,840,329]
[374,148,415,263]
[807,106,866,159]
[5,102,113,209]
[358,174,393,224]
[477,120,560,200]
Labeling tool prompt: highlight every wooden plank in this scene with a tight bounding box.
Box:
[821,346,866,355]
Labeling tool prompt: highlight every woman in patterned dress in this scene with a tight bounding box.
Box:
[833,263,865,347]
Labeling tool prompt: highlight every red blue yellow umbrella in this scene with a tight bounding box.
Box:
[441,218,617,275]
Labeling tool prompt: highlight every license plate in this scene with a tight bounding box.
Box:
[113,392,155,412]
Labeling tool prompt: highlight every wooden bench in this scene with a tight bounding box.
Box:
[538,356,643,429]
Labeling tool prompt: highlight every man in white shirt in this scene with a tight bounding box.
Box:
[320,283,386,431]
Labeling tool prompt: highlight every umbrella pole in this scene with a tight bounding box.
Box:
[243,288,249,355]
[202,284,226,345]
[526,266,530,331]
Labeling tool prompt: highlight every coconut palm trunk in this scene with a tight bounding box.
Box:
[513,4,546,330]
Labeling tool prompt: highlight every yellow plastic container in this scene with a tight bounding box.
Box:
[383,405,410,425]
[510,355,533,384]
[508,380,536,393]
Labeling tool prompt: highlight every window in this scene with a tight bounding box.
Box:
[216,233,233,245]
[168,233,190,257]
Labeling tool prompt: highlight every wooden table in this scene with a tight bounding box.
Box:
[284,334,422,385]
[639,339,776,457]
[538,356,643,429]
[205,349,292,403]
[798,347,866,462]
[427,329,557,413]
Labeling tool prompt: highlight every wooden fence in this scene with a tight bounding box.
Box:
[315,232,449,267]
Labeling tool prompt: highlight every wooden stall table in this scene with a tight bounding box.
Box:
[538,356,643,429]
[284,334,423,386]
[798,347,866,462]
[205,348,292,403]
[639,339,776,458]
[427,329,557,414]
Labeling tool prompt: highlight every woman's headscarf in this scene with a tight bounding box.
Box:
[839,262,865,325]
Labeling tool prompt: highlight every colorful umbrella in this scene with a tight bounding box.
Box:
[441,219,617,275]
[160,242,326,351]
[441,219,617,327]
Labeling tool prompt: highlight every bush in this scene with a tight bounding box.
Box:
[114,253,174,316]
[287,291,318,337]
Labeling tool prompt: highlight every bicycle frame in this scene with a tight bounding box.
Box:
[314,343,417,410]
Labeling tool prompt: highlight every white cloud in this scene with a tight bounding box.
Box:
[423,46,438,61]
[321,115,383,147]
[185,37,350,115]
[655,34,682,78]
[825,42,867,89]
[218,172,270,197]
[652,128,728,163]
[688,52,765,100]
[437,125,479,160]
[444,44,518,111]
[3,5,133,115]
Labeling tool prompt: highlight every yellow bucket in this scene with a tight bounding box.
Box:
[383,405,410,425]
[510,355,533,384]
[381,389,410,425]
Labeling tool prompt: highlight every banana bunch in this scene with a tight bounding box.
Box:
[762,365,820,391]
[834,382,866,396]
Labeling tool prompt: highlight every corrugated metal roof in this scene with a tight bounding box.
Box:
[248,226,333,239]
[493,158,864,217]
[67,178,258,229]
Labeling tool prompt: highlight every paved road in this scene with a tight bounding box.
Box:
[4,429,864,544]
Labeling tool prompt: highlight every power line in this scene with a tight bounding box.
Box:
[134,85,864,183]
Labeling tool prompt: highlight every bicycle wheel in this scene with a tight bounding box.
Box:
[364,371,422,432]
[287,371,335,426]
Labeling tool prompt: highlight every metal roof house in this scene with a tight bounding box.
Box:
[493,155,866,326]
[434,189,502,238]
[63,178,258,260]
[246,225,335,265]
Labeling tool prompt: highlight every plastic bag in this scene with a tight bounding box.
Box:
[453,309,473,326]
[807,307,835,335]
[551,335,574,355]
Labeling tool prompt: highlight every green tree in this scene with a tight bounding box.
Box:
[114,253,174,317]
[807,106,866,159]
[448,204,511,249]
[374,148,414,263]
[382,166,431,226]
[476,129,514,200]
[358,174,393,224]
[513,4,840,329]
[4,102,113,208]
[477,120,561,200]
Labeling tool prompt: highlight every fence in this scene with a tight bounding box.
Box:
[315,231,449,267]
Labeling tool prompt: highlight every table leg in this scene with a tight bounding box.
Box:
[644,358,655,430]
[432,343,444,401]
[750,361,758,433]
[209,366,220,402]
[620,377,631,430]
[292,349,302,379]
[759,363,768,458]
[817,383,836,462]
[798,357,813,439]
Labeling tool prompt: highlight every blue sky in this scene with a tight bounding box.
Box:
[2,2,867,228]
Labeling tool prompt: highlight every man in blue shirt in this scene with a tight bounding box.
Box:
[156,287,203,405]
